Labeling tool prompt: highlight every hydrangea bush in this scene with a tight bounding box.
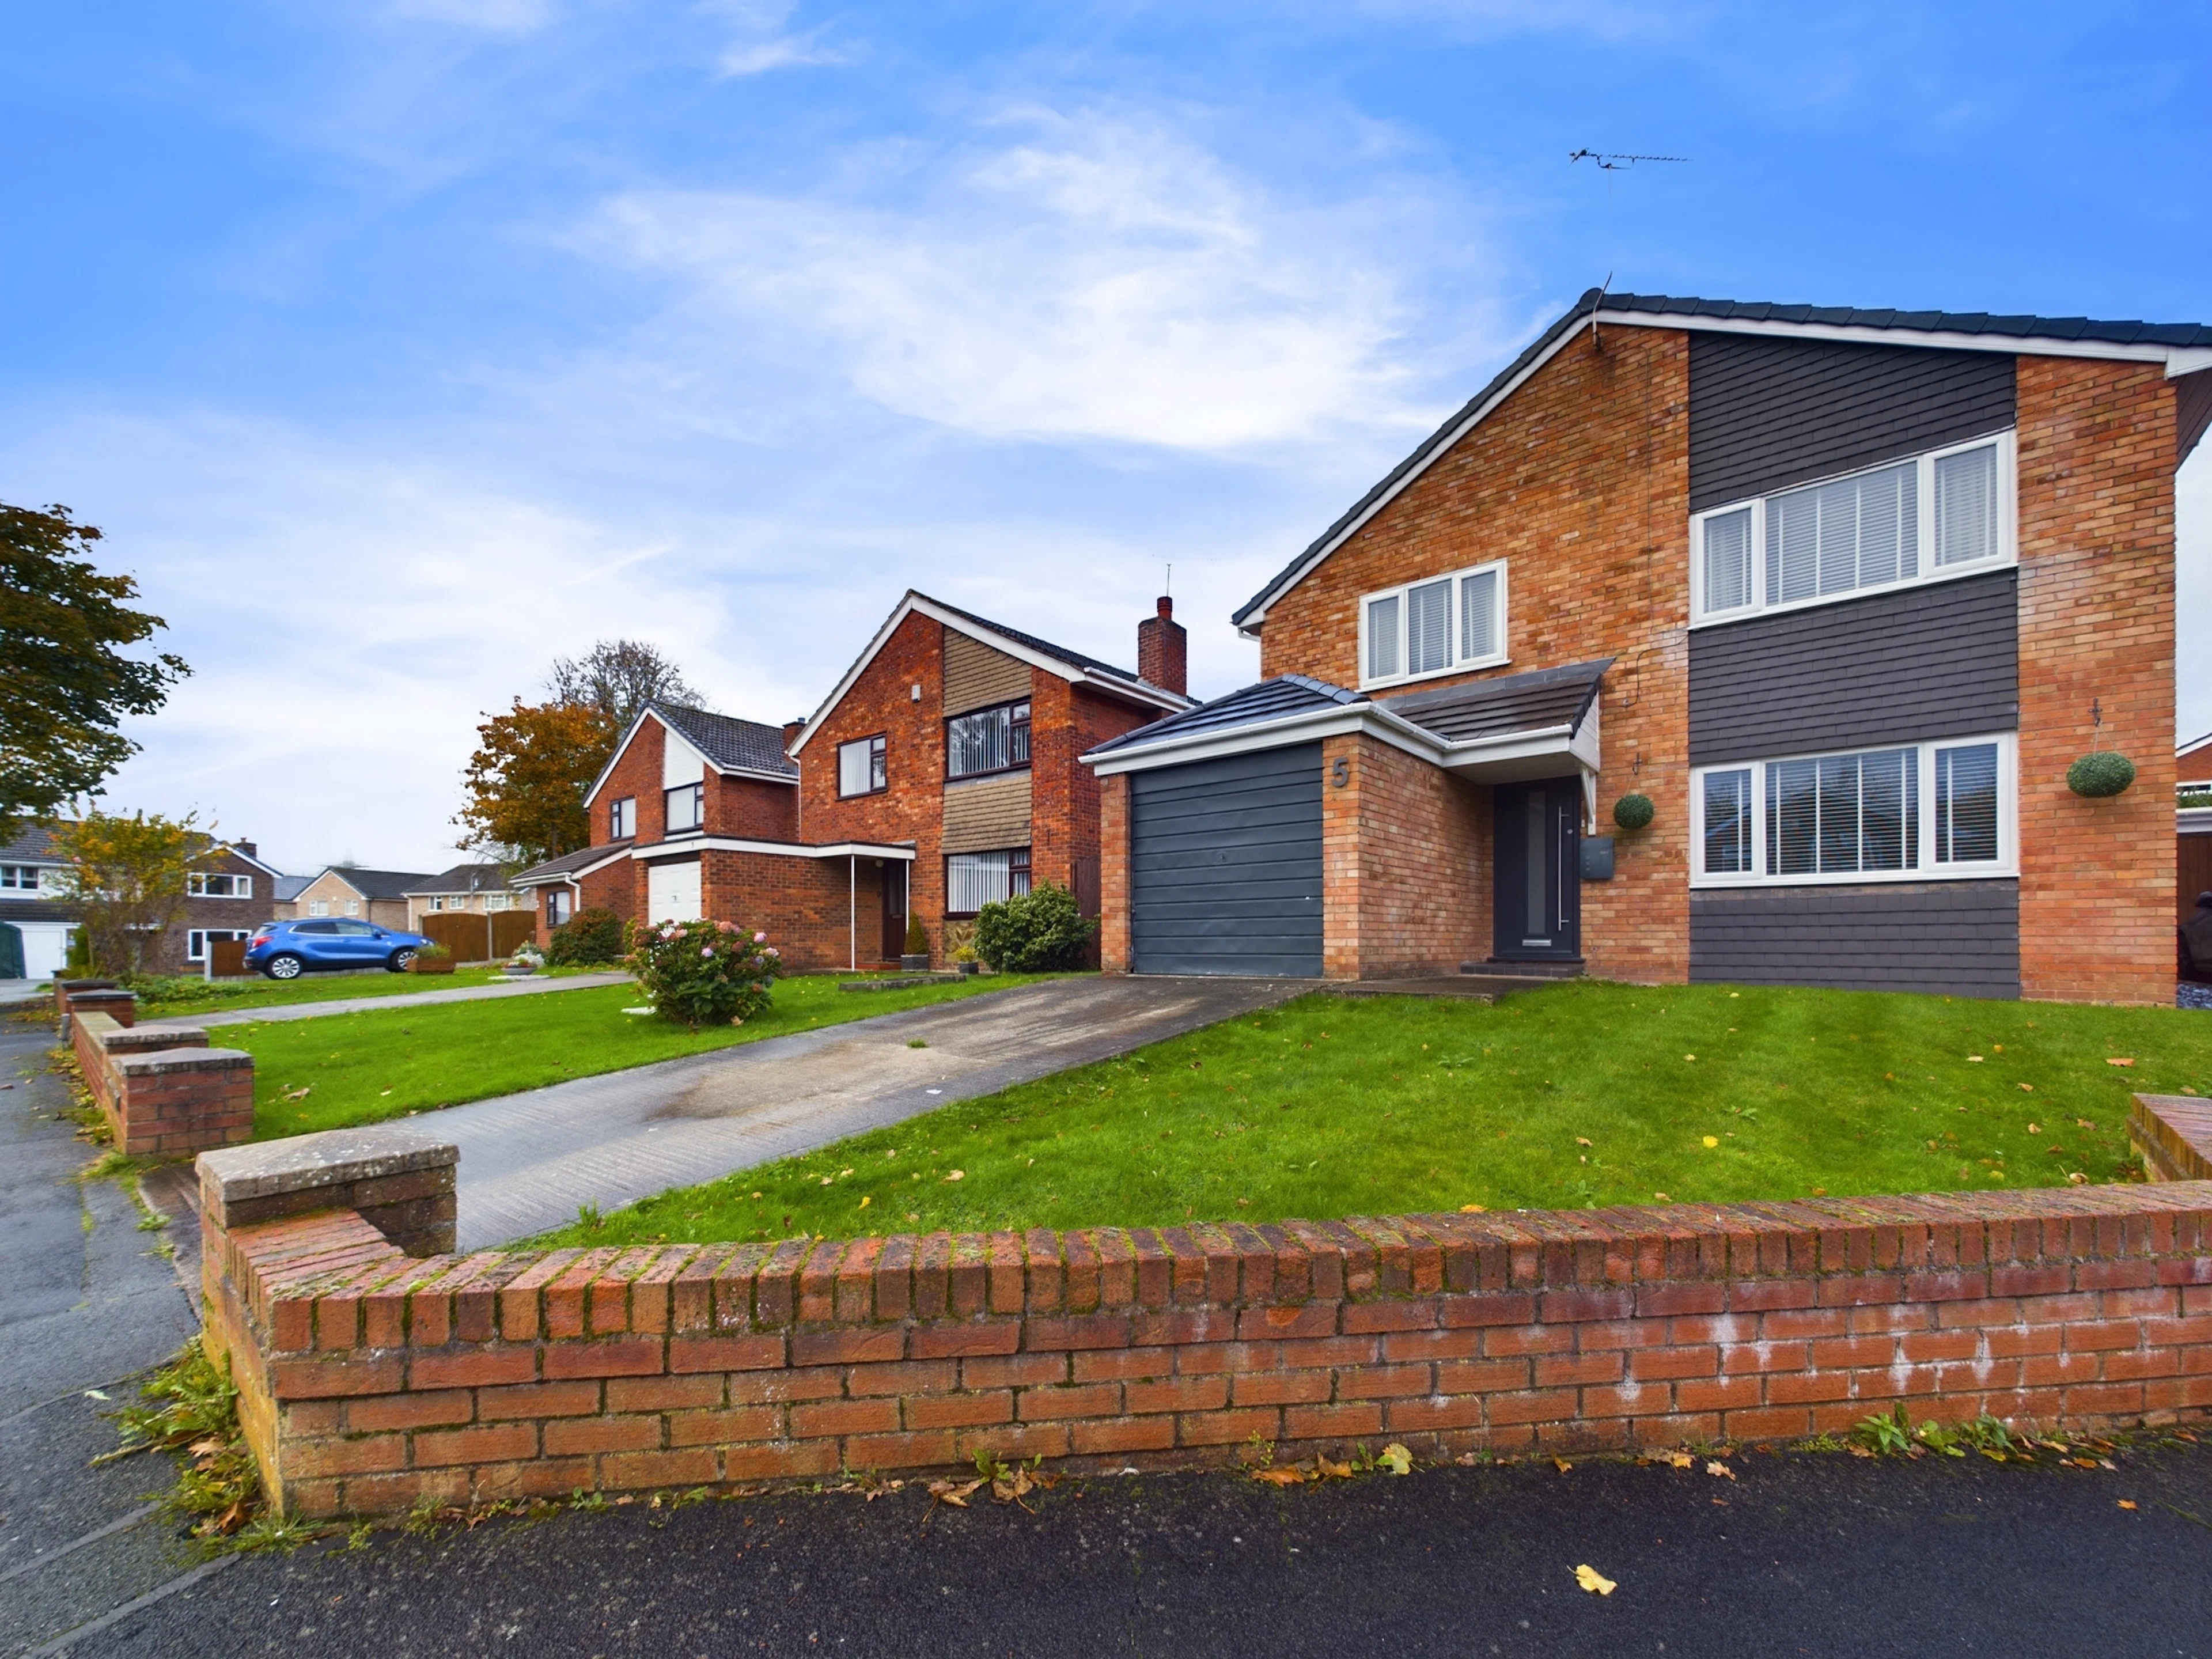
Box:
[626,918,781,1029]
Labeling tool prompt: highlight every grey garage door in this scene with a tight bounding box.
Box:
[1128,743,1323,976]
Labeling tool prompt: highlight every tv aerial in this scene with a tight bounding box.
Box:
[1569,149,1688,171]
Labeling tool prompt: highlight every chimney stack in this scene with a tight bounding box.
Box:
[1137,595,1187,696]
[782,719,806,757]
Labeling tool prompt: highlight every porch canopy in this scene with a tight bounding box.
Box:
[1085,658,1611,797]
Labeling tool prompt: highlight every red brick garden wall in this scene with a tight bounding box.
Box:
[206,1172,2212,1521]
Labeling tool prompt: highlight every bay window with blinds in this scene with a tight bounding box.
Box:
[1691,433,2012,624]
[1358,559,1508,689]
[1691,735,2014,886]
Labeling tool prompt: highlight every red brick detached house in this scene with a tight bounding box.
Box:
[513,702,911,970]
[1088,291,2211,1004]
[787,593,1194,965]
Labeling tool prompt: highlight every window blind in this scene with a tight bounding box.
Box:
[1766,460,1918,604]
[946,849,1031,914]
[1934,445,1997,567]
[1766,747,1917,876]
[1407,579,1452,675]
[1703,768,1753,873]
[1935,742,1999,863]
[1366,595,1401,680]
[1702,508,1752,614]
[1460,567,1499,659]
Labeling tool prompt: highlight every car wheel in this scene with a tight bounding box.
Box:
[265,953,305,981]
[388,949,416,973]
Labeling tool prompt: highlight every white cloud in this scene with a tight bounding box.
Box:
[584,110,1482,450]
[701,0,847,77]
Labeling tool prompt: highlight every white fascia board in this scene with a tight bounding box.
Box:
[1085,703,1444,777]
[794,593,1191,757]
[1236,333,1586,637]
[1596,309,2212,373]
[582,708,662,810]
[638,836,918,861]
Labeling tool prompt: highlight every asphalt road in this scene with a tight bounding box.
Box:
[88,1438,2212,1657]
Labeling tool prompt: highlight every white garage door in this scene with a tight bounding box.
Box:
[646,860,702,924]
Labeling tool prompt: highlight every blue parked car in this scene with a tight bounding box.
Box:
[243,918,433,979]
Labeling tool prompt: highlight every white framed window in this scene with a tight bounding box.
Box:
[306,899,331,916]
[665,781,704,832]
[609,797,635,839]
[187,929,253,963]
[546,888,572,927]
[839,733,888,797]
[1357,559,1508,690]
[344,900,361,915]
[1691,734,2016,888]
[948,701,1031,779]
[1,863,55,891]
[1691,433,2015,626]
[188,872,252,898]
[945,848,1031,916]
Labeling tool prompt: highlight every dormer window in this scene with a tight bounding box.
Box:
[1358,560,1507,690]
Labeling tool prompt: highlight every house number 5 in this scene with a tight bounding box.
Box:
[1330,757,1350,788]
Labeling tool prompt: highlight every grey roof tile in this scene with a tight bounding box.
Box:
[1379,658,1611,744]
[315,868,435,902]
[403,862,516,897]
[512,841,633,884]
[1085,675,1359,757]
[652,702,798,778]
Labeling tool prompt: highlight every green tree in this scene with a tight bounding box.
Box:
[1,503,190,838]
[52,809,214,978]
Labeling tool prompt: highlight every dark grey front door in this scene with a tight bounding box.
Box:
[1129,744,1323,977]
[1493,778,1581,961]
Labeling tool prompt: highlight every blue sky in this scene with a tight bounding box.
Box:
[4,1,2207,874]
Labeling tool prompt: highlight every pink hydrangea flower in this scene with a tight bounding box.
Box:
[753,931,767,943]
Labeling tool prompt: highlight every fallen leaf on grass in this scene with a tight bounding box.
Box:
[2106,1058,2135,1067]
[1667,1452,1694,1469]
[1967,1056,1984,1063]
[944,1170,964,1183]
[1574,1564,1616,1596]
[1377,1443,1412,1476]
[1575,1137,1592,1147]
[1316,1457,1353,1479]
[281,1086,311,1101]
[1459,1203,1487,1214]
[1707,1461,1736,1480]
[2019,1084,2035,1093]
[1251,1465,1306,1487]
[1701,1136,1719,1149]
[1652,1192,1671,1202]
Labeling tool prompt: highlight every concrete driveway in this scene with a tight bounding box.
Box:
[444,975,1304,1248]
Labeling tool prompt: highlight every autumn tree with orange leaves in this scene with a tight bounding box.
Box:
[453,699,617,868]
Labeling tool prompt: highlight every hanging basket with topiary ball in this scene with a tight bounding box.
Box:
[1612,793,1655,831]
[2066,752,2135,798]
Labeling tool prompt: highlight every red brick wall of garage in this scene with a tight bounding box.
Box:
[700,848,897,973]
[1321,733,1489,980]
[1248,325,1692,986]
[1099,773,1131,973]
[2014,356,2179,1006]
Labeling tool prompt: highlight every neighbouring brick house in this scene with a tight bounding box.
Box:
[0,821,287,979]
[1086,290,2210,1005]
[513,599,1192,969]
[288,867,433,931]
[402,863,524,929]
[786,592,1193,964]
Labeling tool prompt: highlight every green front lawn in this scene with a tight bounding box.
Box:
[135,964,613,1018]
[536,980,2212,1250]
[230,974,1056,1141]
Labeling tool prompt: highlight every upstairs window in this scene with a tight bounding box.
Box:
[609,797,635,839]
[1358,560,1507,689]
[0,864,51,891]
[839,734,888,797]
[1692,434,2013,624]
[948,701,1031,779]
[188,872,252,898]
[665,781,704,833]
[1692,736,2013,887]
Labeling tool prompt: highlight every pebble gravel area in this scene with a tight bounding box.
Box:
[2181,983,2212,1012]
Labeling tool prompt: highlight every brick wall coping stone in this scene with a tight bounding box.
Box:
[2133,1093,2212,1183]
[99,1021,211,1055]
[200,1124,460,1211]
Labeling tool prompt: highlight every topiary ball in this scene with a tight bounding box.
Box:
[2066,751,2135,798]
[1612,793,1656,831]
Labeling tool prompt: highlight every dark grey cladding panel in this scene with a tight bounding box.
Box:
[1688,569,2017,765]
[1688,334,2016,512]
[1690,880,2019,999]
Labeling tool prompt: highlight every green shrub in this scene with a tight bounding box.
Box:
[547,907,624,965]
[2067,751,2136,798]
[972,881,1094,972]
[626,918,781,1029]
[904,914,929,957]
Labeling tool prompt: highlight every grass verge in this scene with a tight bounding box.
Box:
[131,963,615,1018]
[229,972,1060,1140]
[534,980,2212,1249]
